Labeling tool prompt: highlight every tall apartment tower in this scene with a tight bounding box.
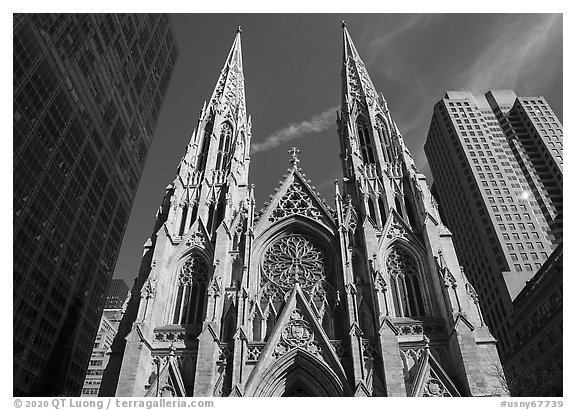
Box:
[82,280,132,397]
[13,14,177,396]
[102,25,506,397]
[424,90,562,359]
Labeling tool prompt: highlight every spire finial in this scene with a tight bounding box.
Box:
[237,25,242,33]
[288,147,300,168]
[341,20,346,28]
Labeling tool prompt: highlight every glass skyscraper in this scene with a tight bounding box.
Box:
[13,14,177,396]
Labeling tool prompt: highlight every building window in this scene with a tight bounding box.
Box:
[357,117,375,163]
[173,256,210,325]
[386,246,426,317]
[215,122,233,171]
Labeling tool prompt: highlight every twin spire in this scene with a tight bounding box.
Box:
[205,22,383,124]
[207,27,246,118]
[193,24,398,174]
[341,23,384,112]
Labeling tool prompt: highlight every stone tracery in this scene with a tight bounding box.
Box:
[173,256,211,325]
[269,182,322,222]
[262,234,325,291]
[386,246,426,317]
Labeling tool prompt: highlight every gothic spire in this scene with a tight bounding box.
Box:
[177,27,251,184]
[207,28,246,120]
[341,24,381,112]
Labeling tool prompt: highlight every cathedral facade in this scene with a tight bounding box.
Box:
[100,24,507,397]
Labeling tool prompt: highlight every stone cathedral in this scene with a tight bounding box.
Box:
[101,24,507,397]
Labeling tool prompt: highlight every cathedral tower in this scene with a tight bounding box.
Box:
[101,24,507,397]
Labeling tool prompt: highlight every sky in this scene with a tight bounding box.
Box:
[113,13,563,284]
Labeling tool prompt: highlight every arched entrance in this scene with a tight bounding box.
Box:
[247,348,349,397]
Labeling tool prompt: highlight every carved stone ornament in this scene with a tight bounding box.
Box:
[274,308,321,359]
[179,257,210,286]
[465,282,479,304]
[373,272,387,292]
[386,219,408,241]
[423,376,451,397]
[185,226,206,247]
[281,309,313,347]
[269,182,321,222]
[141,278,156,299]
[262,234,325,291]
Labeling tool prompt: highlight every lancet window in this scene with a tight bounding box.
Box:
[368,198,377,223]
[376,116,393,163]
[196,120,213,172]
[179,205,189,236]
[178,202,197,236]
[173,256,210,324]
[357,117,375,164]
[386,246,425,317]
[215,122,233,171]
[378,196,387,226]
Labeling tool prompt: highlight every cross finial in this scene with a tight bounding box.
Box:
[237,25,242,33]
[288,147,300,168]
[341,20,346,28]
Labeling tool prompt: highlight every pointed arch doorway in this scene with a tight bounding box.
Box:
[247,348,349,397]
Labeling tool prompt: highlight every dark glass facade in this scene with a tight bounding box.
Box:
[13,14,177,396]
[105,279,130,310]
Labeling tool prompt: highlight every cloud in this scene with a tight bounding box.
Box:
[462,14,562,93]
[363,15,437,70]
[251,106,339,154]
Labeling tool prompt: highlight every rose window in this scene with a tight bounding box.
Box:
[262,234,326,290]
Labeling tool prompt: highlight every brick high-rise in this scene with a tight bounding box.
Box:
[13,14,177,396]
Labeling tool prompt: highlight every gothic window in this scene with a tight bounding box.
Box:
[395,197,404,218]
[173,256,210,325]
[357,117,375,163]
[207,202,215,233]
[376,116,392,163]
[386,246,425,317]
[252,308,264,342]
[404,197,418,229]
[262,235,325,291]
[189,204,198,227]
[215,122,233,171]
[358,299,375,337]
[221,304,237,341]
[368,198,377,223]
[259,234,339,338]
[179,204,189,236]
[196,119,213,172]
[378,196,387,226]
[178,202,197,236]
